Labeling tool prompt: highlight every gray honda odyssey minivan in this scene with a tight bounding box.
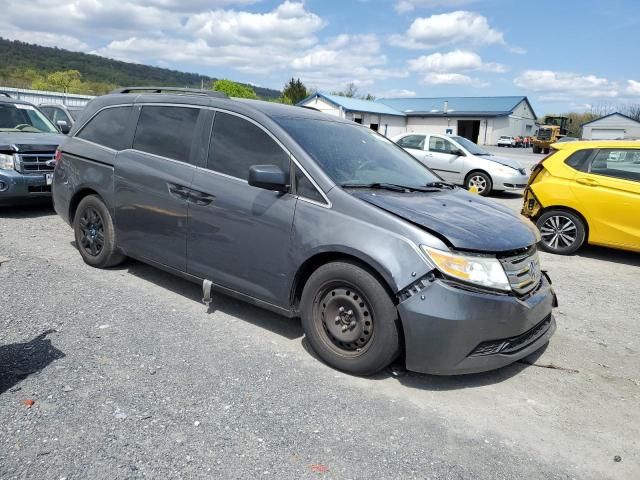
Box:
[52,87,557,376]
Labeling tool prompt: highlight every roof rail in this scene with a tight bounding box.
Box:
[110,87,228,99]
[0,92,12,98]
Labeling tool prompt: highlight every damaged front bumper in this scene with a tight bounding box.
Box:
[397,274,557,375]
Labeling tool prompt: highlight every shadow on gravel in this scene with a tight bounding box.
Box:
[0,203,55,219]
[0,330,65,395]
[576,245,640,268]
[124,260,304,340]
[371,344,549,391]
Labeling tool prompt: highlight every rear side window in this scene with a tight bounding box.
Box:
[397,135,425,150]
[564,149,593,171]
[133,106,200,164]
[77,106,132,150]
[208,112,290,180]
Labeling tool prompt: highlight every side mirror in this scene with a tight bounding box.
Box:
[452,149,465,156]
[56,120,70,134]
[248,164,289,192]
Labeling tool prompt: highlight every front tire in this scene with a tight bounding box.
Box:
[300,261,400,376]
[74,195,125,268]
[465,171,493,196]
[536,210,586,255]
[532,145,541,154]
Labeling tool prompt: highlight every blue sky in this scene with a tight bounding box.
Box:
[2,0,639,115]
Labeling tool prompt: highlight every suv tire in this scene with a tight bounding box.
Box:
[536,209,586,255]
[74,195,125,268]
[300,261,400,376]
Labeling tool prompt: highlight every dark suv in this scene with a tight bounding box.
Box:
[0,94,66,205]
[53,87,557,376]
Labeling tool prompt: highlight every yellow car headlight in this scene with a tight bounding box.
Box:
[421,245,511,292]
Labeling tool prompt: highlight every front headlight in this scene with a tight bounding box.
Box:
[495,165,518,175]
[421,245,511,292]
[0,153,15,171]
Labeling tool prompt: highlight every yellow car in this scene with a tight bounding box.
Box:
[522,141,640,254]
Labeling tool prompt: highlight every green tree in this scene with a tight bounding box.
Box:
[46,69,82,93]
[282,77,308,104]
[212,79,258,99]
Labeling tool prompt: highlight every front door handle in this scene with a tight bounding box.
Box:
[188,190,215,206]
[168,183,190,200]
[576,177,599,186]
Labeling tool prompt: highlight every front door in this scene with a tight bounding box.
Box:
[571,148,640,249]
[426,135,465,183]
[115,105,203,271]
[188,111,297,307]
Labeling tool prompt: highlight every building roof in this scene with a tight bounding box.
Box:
[580,112,640,127]
[377,96,534,118]
[298,92,406,116]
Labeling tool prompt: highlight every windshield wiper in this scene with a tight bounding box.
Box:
[424,181,456,189]
[340,182,438,192]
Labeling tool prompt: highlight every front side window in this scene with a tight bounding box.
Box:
[0,103,58,133]
[77,106,132,150]
[396,135,425,150]
[276,118,440,187]
[429,136,457,154]
[53,108,71,125]
[208,112,290,180]
[589,149,640,182]
[133,106,200,163]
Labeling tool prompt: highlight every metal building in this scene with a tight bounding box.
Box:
[581,112,640,140]
[0,86,94,107]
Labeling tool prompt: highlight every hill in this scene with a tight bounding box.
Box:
[0,37,281,99]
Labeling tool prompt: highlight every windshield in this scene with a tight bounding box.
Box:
[0,103,58,133]
[278,118,440,187]
[451,136,490,155]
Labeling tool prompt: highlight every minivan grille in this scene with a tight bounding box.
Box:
[499,246,542,295]
[15,153,55,174]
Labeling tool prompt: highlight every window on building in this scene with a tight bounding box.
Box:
[369,123,379,131]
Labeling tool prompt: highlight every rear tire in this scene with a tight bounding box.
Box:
[465,171,493,196]
[536,210,586,255]
[532,145,541,154]
[74,195,125,268]
[300,261,400,376]
[543,148,550,154]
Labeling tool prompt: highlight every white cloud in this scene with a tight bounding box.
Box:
[394,0,476,14]
[408,50,505,73]
[422,73,474,85]
[514,70,620,99]
[389,11,505,49]
[377,88,417,98]
[627,80,640,96]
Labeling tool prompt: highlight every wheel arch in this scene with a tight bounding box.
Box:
[290,251,398,312]
[69,188,104,223]
[464,168,491,184]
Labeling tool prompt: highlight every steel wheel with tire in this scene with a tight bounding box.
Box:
[536,210,586,255]
[74,195,125,268]
[465,171,493,196]
[300,261,400,376]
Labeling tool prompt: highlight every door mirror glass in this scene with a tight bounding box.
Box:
[56,120,70,134]
[248,164,289,192]
[452,148,465,157]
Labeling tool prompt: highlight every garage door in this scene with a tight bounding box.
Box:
[591,129,625,140]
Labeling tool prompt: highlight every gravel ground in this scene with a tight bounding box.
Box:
[1,189,638,479]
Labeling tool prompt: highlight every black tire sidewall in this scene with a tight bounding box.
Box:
[74,195,123,268]
[466,171,493,196]
[536,210,586,255]
[300,261,400,376]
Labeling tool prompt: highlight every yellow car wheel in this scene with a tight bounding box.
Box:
[536,210,586,255]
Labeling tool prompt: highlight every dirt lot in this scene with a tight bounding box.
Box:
[1,170,638,479]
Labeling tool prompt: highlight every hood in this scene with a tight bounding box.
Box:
[351,188,538,252]
[0,132,65,152]
[482,154,523,170]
